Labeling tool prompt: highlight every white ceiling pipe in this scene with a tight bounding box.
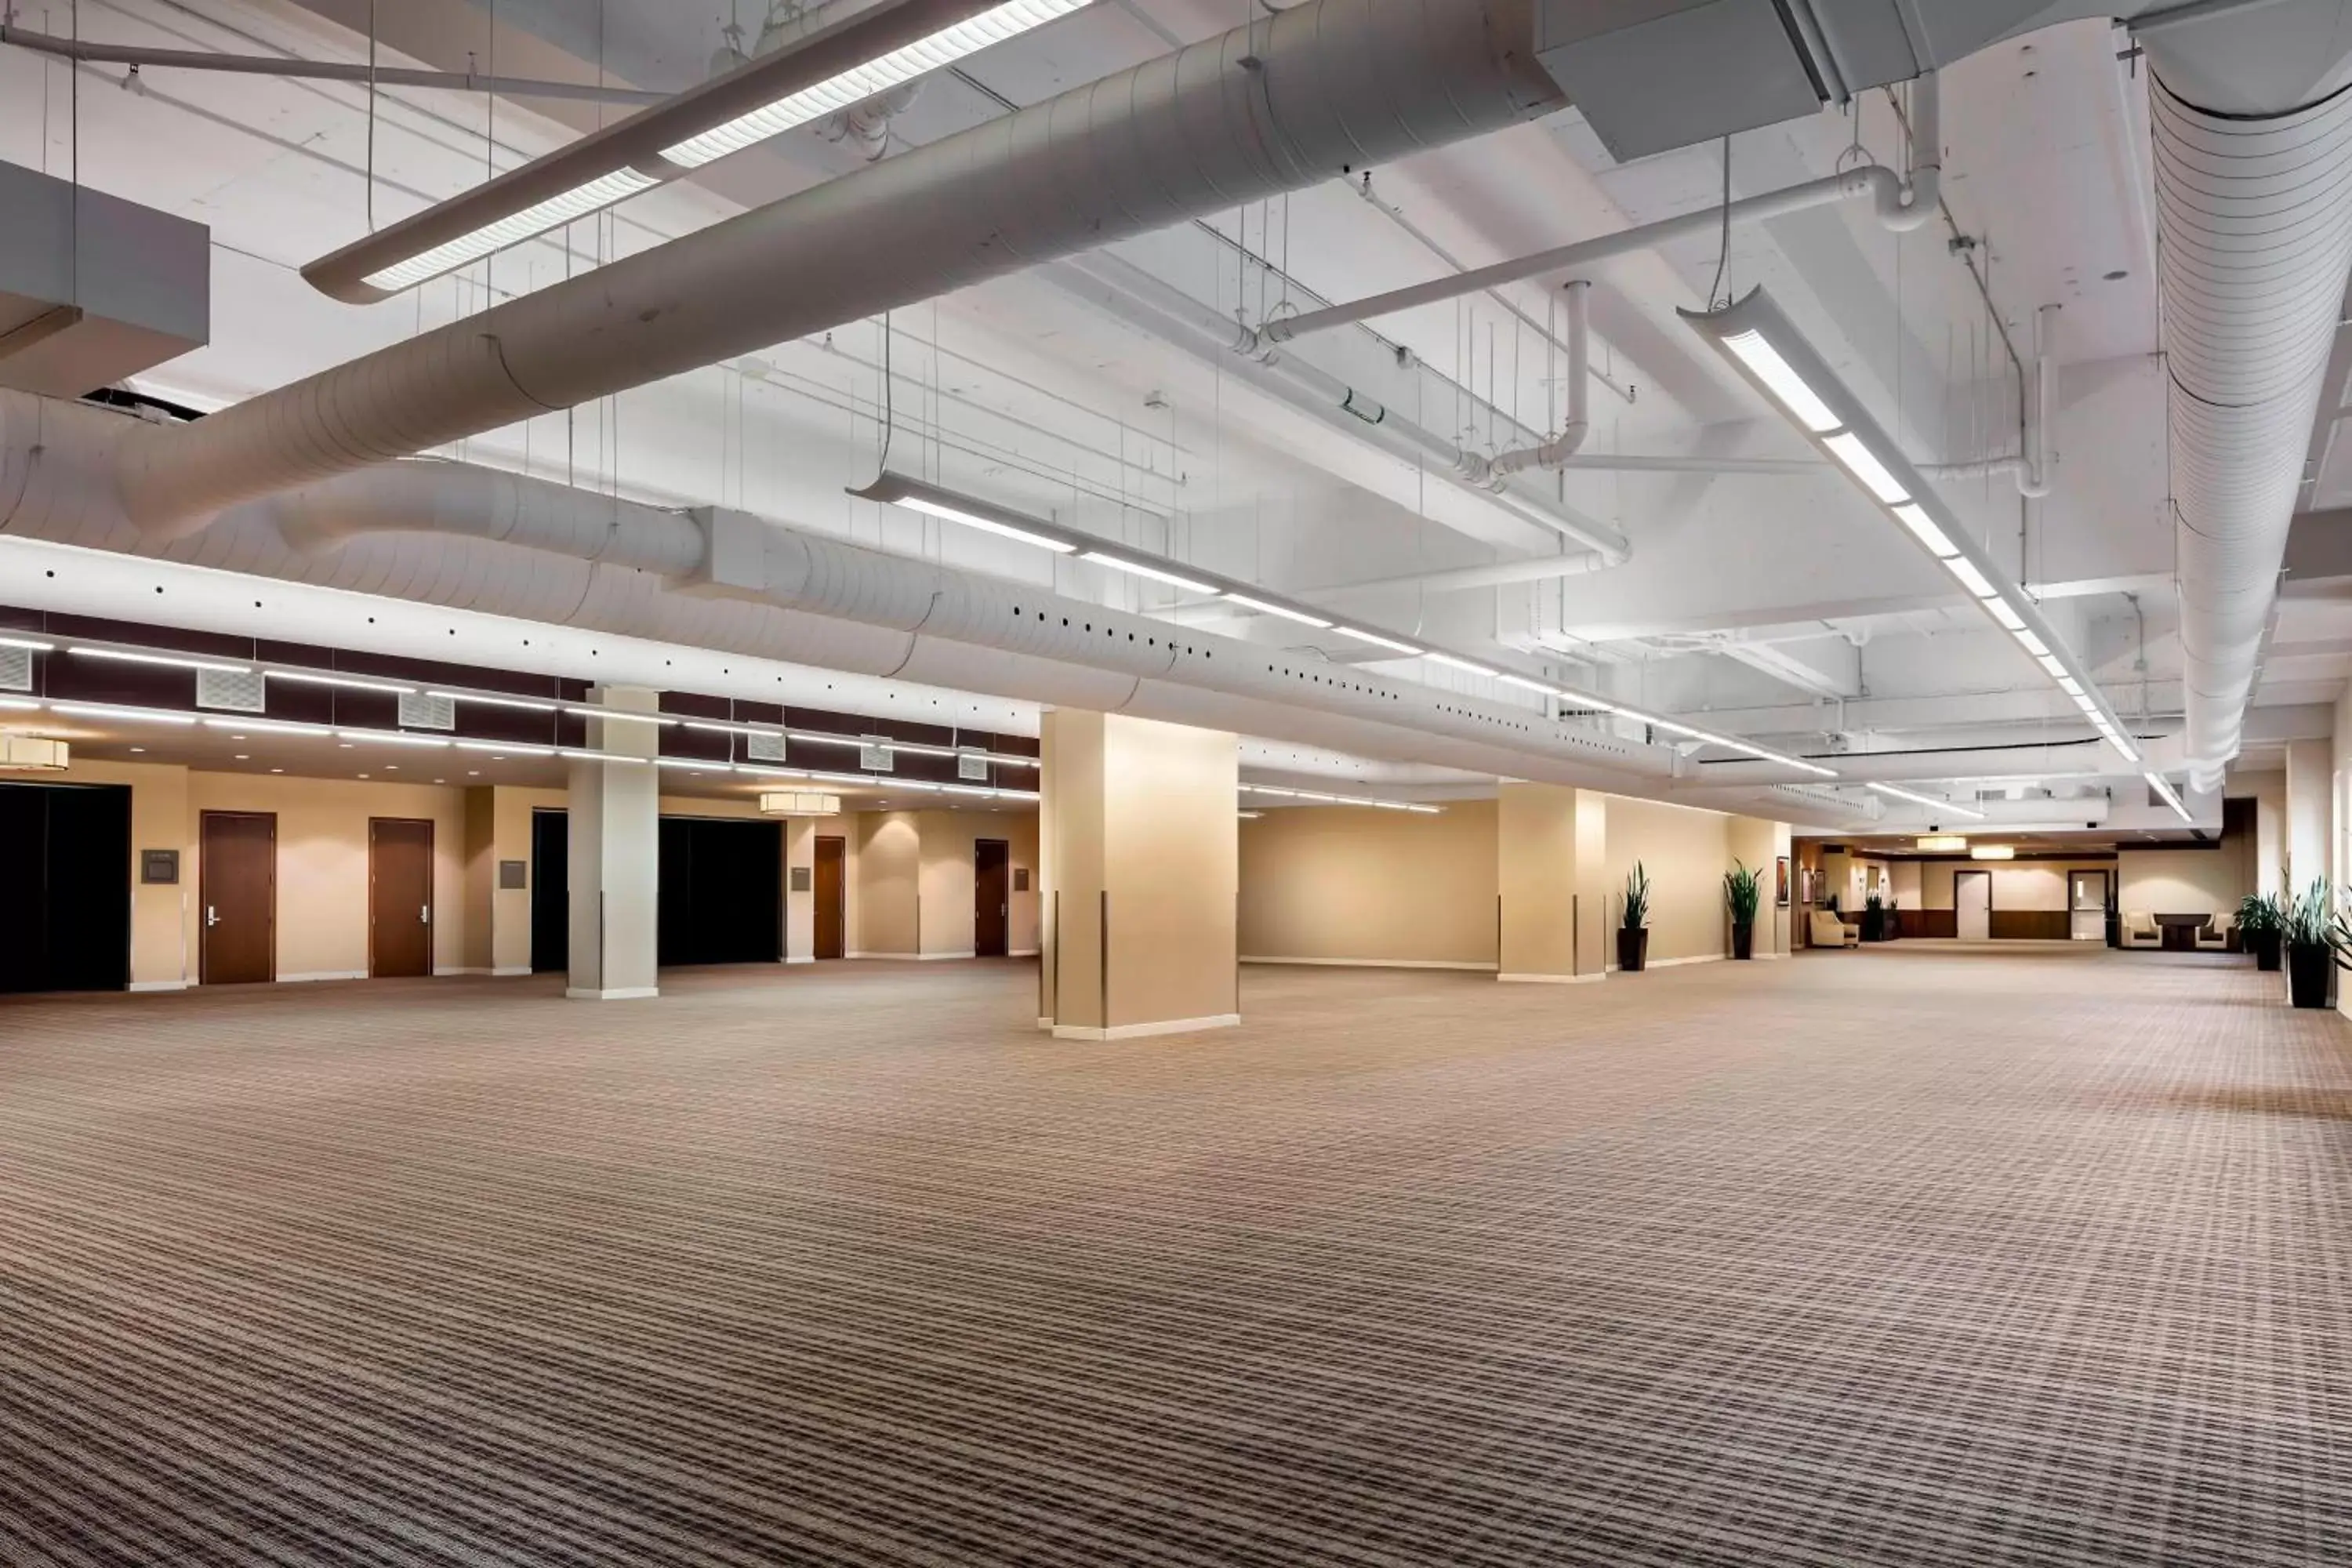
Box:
[1049,252,1628,561]
[111,0,1566,538]
[9,394,1809,808]
[1477,280,1592,483]
[2147,58,2352,792]
[1258,73,1940,348]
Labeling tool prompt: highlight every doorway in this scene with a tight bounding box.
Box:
[975,839,1010,957]
[2069,870,2108,942]
[0,782,132,994]
[368,818,435,978]
[200,811,276,984]
[1955,869,1992,942]
[530,808,568,974]
[658,816,782,965]
[813,835,847,960]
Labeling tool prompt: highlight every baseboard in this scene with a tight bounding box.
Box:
[848,951,977,961]
[1607,953,1726,972]
[1008,948,1041,957]
[280,970,367,984]
[566,985,659,1000]
[783,955,815,965]
[1037,1015,1055,1029]
[1753,950,1789,960]
[493,965,533,977]
[129,979,189,993]
[1241,956,1498,971]
[1496,971,1605,985]
[1051,1012,1241,1040]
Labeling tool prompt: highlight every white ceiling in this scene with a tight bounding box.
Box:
[2,0,2339,833]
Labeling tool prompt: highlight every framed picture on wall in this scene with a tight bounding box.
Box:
[1776,855,1791,909]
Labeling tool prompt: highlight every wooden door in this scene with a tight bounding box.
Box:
[975,839,1010,957]
[814,835,847,960]
[200,811,276,985]
[369,818,435,978]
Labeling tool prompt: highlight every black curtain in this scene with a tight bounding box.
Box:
[658,817,782,966]
[0,782,132,994]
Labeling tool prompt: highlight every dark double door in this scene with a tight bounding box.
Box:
[0,782,131,994]
[530,810,783,971]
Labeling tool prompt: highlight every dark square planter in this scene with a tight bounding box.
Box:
[1617,927,1649,973]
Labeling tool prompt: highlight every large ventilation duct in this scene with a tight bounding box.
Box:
[2145,23,2352,791]
[3,391,1729,804]
[110,0,1565,535]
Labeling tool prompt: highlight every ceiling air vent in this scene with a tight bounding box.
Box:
[746,731,787,763]
[196,666,267,713]
[398,691,456,731]
[957,750,989,781]
[0,646,29,692]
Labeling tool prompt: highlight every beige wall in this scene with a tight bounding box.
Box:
[1915,858,2116,913]
[1607,797,1734,964]
[1240,800,1499,967]
[1497,783,1606,979]
[2118,849,2241,916]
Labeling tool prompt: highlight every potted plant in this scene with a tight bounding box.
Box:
[2237,891,2285,971]
[1725,860,1763,960]
[1886,896,1901,942]
[1860,891,1886,942]
[1618,862,1651,974]
[2284,878,2336,1009]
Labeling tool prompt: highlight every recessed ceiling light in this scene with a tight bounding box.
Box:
[270,768,283,774]
[129,746,144,753]
[358,772,370,779]
[234,754,249,760]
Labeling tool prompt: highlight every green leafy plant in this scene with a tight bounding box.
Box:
[2236,891,2285,937]
[1621,862,1651,931]
[2285,878,2335,949]
[1725,861,1764,926]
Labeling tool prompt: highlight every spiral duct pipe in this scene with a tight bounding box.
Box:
[2151,66,2352,789]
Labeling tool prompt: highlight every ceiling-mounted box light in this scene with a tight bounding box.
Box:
[303,0,1096,303]
[0,735,68,771]
[760,792,842,817]
[1683,288,2141,765]
[1969,844,2016,861]
[1916,834,1968,852]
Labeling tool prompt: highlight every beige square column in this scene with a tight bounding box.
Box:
[1497,782,1609,983]
[568,686,660,1000]
[1729,815,1794,958]
[1039,709,1238,1039]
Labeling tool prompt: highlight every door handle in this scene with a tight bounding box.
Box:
[420,904,430,924]
[205,906,218,927]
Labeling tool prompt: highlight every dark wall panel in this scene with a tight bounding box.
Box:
[1989,909,2070,941]
[531,809,568,975]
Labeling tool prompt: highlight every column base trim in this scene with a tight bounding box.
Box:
[1606,953,1726,972]
[846,951,977,961]
[493,965,534,977]
[1243,956,1497,971]
[281,970,368,984]
[566,985,659,1000]
[129,979,190,993]
[783,955,815,965]
[1496,971,1604,985]
[1051,1012,1241,1040]
[1008,948,1042,957]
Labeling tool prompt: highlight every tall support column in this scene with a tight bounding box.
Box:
[1038,709,1238,1039]
[2285,738,2331,894]
[1729,815,1794,957]
[1497,782,1607,982]
[568,685,660,1000]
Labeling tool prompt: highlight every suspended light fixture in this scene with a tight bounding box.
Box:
[1866,781,1986,820]
[1684,288,2141,765]
[0,735,68,771]
[760,792,843,817]
[304,0,1097,302]
[2144,771,2195,825]
[1916,835,1968,852]
[1969,844,2016,861]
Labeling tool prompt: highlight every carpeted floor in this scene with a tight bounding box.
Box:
[2,946,2349,1566]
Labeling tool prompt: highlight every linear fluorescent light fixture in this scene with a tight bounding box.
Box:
[1424,652,1498,677]
[0,634,54,651]
[1866,781,1986,820]
[1969,844,2016,861]
[49,702,201,725]
[70,645,250,674]
[1686,287,2142,766]
[268,670,416,695]
[1334,626,1423,656]
[304,0,1094,302]
[429,689,561,712]
[850,470,1081,554]
[1222,593,1330,628]
[1080,552,1219,594]
[2144,771,2195,824]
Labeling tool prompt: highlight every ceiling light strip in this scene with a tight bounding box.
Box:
[1866,780,1987,821]
[1685,288,2142,765]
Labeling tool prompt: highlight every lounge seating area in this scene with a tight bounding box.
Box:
[2123,910,2237,952]
[1809,910,1860,949]
[2123,912,2162,949]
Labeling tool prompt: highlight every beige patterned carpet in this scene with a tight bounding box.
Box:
[2,946,2348,1565]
